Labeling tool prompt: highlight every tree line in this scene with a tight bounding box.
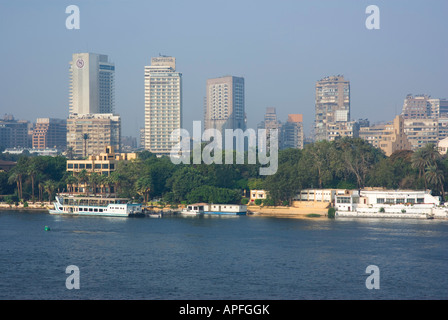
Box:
[1,137,447,205]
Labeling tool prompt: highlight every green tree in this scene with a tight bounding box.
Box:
[135,176,152,203]
[65,173,78,194]
[44,180,56,203]
[425,164,445,201]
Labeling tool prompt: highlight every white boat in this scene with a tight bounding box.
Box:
[205,204,247,215]
[180,203,205,215]
[180,203,247,216]
[49,194,143,217]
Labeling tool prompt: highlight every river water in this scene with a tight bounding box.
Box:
[0,210,447,300]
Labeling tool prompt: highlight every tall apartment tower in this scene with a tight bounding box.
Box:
[401,94,432,119]
[401,94,448,119]
[69,53,115,115]
[32,118,67,150]
[314,75,350,141]
[281,114,304,150]
[204,76,246,135]
[258,107,283,148]
[144,56,182,156]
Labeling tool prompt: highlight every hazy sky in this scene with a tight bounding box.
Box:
[0,0,447,137]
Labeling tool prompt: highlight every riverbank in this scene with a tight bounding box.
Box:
[0,202,51,211]
[248,202,329,219]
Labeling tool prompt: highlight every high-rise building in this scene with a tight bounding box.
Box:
[401,94,431,119]
[69,53,115,115]
[429,98,448,118]
[67,113,121,158]
[144,56,182,156]
[314,75,350,141]
[258,107,282,146]
[0,114,30,149]
[281,114,304,150]
[204,76,246,135]
[32,118,67,150]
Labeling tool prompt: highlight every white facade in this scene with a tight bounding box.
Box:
[144,57,182,156]
[250,190,267,203]
[69,53,115,115]
[335,189,441,213]
[293,189,353,203]
[438,137,448,154]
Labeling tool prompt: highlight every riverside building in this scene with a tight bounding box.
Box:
[66,145,137,195]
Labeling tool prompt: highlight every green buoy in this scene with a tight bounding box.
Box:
[44,226,50,231]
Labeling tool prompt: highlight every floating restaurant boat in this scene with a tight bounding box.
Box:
[49,194,143,217]
[180,203,247,216]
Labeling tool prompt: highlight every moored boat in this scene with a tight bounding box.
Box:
[180,203,205,215]
[181,203,247,216]
[49,194,143,217]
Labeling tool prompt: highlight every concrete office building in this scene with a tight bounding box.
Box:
[67,113,121,158]
[144,56,182,156]
[0,114,30,149]
[204,76,246,136]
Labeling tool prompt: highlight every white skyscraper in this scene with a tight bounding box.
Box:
[68,53,119,157]
[69,53,115,115]
[144,56,182,156]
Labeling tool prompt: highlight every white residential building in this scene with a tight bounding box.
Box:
[144,56,182,156]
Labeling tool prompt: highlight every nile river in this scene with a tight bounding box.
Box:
[0,210,447,300]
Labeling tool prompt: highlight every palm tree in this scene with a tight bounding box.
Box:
[38,181,45,202]
[88,172,100,195]
[27,162,38,202]
[82,133,89,158]
[44,180,56,204]
[425,164,445,202]
[109,171,121,196]
[412,144,442,190]
[411,148,427,180]
[77,169,89,195]
[8,172,24,200]
[65,174,78,195]
[135,177,152,204]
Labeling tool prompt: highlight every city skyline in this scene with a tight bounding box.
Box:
[0,0,447,138]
